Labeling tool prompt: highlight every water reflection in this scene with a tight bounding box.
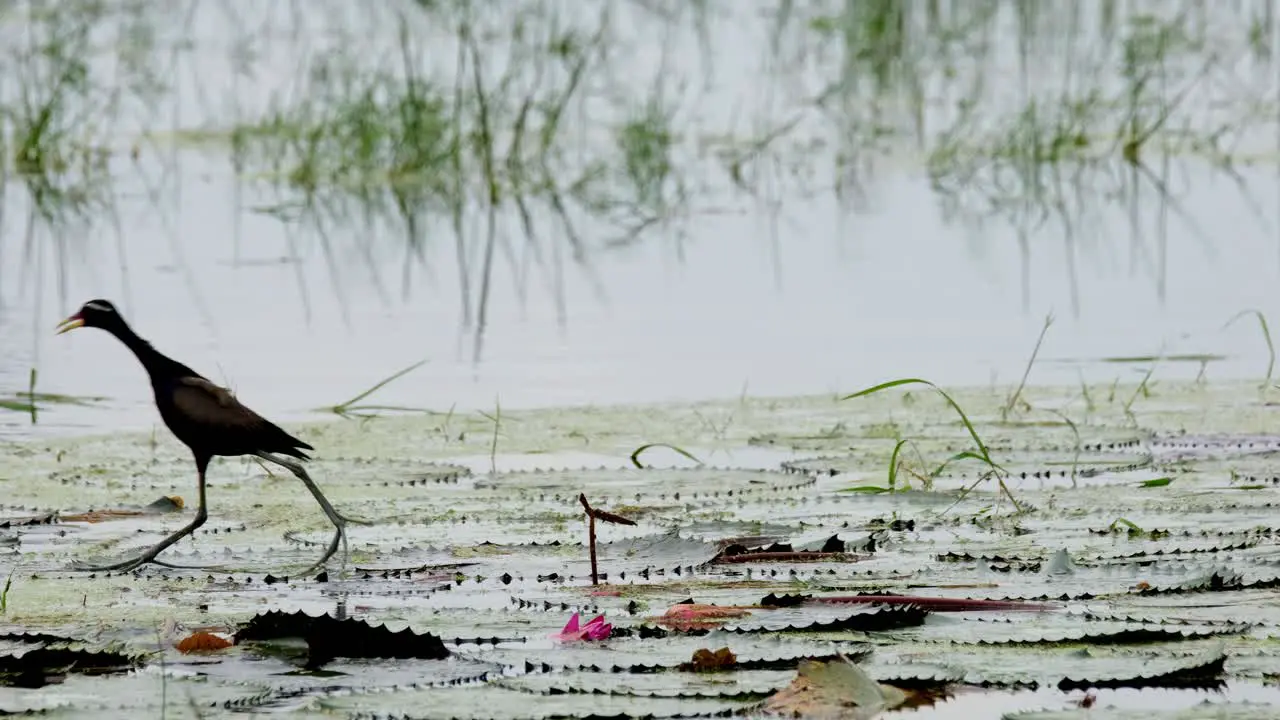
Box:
[0,1,1278,439]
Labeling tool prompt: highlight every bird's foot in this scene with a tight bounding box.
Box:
[150,558,226,570]
[70,553,157,573]
[335,510,373,526]
[297,524,348,577]
[71,522,204,574]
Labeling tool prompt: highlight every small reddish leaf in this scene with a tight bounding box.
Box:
[176,631,232,653]
[652,603,755,631]
[683,646,737,672]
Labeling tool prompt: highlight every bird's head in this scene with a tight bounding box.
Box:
[55,299,126,335]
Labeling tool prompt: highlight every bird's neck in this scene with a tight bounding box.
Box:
[110,322,197,381]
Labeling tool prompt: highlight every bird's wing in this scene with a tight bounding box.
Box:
[171,376,272,431]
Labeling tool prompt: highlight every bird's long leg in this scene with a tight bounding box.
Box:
[72,459,211,573]
[252,452,364,573]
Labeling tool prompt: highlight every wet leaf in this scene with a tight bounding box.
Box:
[682,646,736,672]
[764,656,908,719]
[175,630,232,653]
[235,609,449,666]
[650,603,756,632]
[0,642,140,688]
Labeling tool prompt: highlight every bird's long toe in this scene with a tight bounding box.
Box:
[70,555,150,573]
[336,510,372,526]
[150,558,224,570]
[297,527,344,576]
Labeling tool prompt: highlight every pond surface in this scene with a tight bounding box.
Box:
[4,5,1280,715]
[4,381,1280,718]
[0,1,1278,440]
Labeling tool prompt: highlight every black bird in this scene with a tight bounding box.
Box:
[56,299,362,573]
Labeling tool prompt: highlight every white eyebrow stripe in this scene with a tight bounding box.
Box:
[85,301,113,312]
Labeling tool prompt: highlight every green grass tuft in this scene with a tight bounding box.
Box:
[840,377,1023,514]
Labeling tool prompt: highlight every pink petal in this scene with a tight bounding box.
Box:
[582,615,611,640]
[560,613,581,634]
[551,613,611,642]
[549,613,586,642]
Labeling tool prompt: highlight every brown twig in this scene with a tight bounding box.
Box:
[579,493,598,585]
[579,494,637,586]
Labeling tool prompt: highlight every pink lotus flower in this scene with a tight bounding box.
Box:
[552,612,612,642]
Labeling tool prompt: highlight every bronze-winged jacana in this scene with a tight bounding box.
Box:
[56,299,364,574]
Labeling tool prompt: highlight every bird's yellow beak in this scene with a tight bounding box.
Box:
[55,313,84,335]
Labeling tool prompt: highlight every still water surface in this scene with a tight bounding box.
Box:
[4,161,1274,441]
[0,2,1277,440]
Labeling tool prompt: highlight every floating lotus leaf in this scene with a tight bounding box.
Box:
[0,512,55,529]
[0,640,141,687]
[1147,433,1280,462]
[503,667,792,698]
[705,603,929,634]
[0,671,276,714]
[325,457,473,487]
[317,683,754,719]
[11,377,1280,715]
[1007,702,1280,720]
[891,616,1248,646]
[453,630,872,673]
[864,642,1229,690]
[474,466,816,503]
[236,609,450,665]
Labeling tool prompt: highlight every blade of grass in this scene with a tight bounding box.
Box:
[1046,408,1082,487]
[630,443,705,469]
[1124,360,1159,421]
[887,438,908,491]
[0,399,36,413]
[0,566,14,614]
[330,358,428,416]
[26,367,37,424]
[841,378,994,465]
[486,397,501,475]
[930,450,1002,479]
[1223,309,1275,389]
[1002,313,1054,420]
[838,485,892,494]
[1109,517,1144,533]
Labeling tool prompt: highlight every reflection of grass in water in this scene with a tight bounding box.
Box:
[616,96,682,231]
[9,5,104,223]
[920,10,1265,314]
[234,4,666,356]
[3,2,134,229]
[1,0,1277,340]
[753,2,1278,317]
[237,54,460,321]
[0,0,184,332]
